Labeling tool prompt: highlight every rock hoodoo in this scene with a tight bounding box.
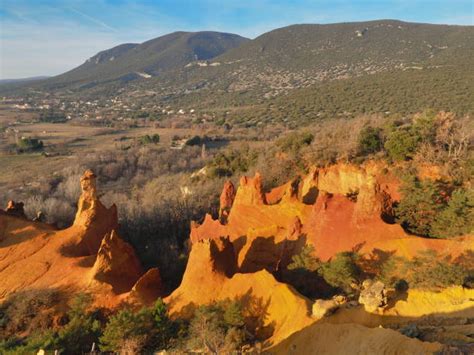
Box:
[90,230,143,293]
[71,169,118,255]
[219,180,236,222]
[233,172,266,206]
[0,170,155,308]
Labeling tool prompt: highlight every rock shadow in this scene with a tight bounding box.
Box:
[239,234,306,274]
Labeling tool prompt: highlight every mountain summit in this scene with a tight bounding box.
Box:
[47,31,249,88]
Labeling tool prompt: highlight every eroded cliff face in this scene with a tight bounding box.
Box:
[166,235,314,345]
[190,162,473,263]
[0,170,163,307]
[168,162,474,350]
[2,163,473,352]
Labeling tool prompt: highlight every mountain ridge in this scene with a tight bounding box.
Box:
[42,31,250,89]
[1,20,473,121]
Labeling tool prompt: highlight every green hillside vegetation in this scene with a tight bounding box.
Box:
[146,20,474,113]
[224,63,474,127]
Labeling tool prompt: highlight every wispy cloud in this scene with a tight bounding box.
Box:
[67,6,116,32]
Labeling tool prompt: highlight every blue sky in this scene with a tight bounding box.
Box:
[0,0,473,79]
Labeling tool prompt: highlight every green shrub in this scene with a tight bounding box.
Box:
[412,110,437,145]
[384,111,438,161]
[56,293,101,354]
[182,300,248,353]
[319,252,361,294]
[276,131,314,153]
[16,137,44,153]
[357,126,383,156]
[431,188,474,238]
[208,147,258,178]
[395,176,446,237]
[139,134,160,145]
[401,250,470,289]
[288,244,320,272]
[185,135,206,146]
[0,331,59,355]
[100,299,175,353]
[384,127,420,161]
[395,175,473,238]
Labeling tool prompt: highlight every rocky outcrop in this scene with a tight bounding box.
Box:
[168,264,313,345]
[190,162,473,264]
[312,299,339,318]
[237,233,305,274]
[219,180,235,222]
[358,279,388,313]
[300,167,319,204]
[233,173,266,206]
[166,236,237,314]
[0,170,146,307]
[288,216,303,240]
[130,268,164,304]
[5,200,26,218]
[90,230,143,293]
[316,163,389,219]
[71,170,118,255]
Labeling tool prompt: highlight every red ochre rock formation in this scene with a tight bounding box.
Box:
[189,163,474,262]
[90,229,143,294]
[172,163,473,347]
[219,180,236,222]
[0,170,163,307]
[69,169,118,256]
[129,268,164,305]
[165,235,313,345]
[2,163,473,350]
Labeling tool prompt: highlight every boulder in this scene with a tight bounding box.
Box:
[312,295,347,318]
[312,299,339,318]
[359,279,388,312]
